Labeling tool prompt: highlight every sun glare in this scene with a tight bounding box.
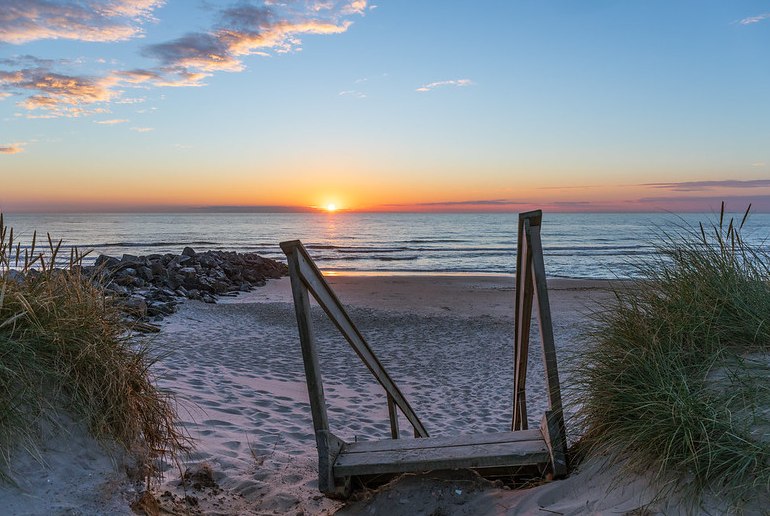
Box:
[326,203,337,212]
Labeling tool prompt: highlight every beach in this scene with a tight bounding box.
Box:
[3,271,766,514]
[0,273,617,514]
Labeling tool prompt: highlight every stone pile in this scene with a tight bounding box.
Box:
[83,247,288,323]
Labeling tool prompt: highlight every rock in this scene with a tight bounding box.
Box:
[86,248,288,326]
[137,266,154,281]
[121,254,141,264]
[123,296,147,317]
[94,255,120,269]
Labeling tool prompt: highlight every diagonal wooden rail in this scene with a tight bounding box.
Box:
[280,209,567,496]
[280,240,428,495]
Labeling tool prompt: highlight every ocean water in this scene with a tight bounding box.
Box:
[2,211,769,279]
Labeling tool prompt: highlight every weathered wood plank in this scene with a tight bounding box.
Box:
[335,440,549,477]
[342,429,544,454]
[282,240,429,438]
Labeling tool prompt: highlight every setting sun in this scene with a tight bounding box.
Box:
[326,203,337,212]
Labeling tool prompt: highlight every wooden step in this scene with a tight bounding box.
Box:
[334,430,549,477]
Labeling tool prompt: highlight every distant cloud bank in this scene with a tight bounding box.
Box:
[645,179,770,192]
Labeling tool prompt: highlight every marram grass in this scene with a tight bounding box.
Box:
[575,204,770,506]
[0,214,189,485]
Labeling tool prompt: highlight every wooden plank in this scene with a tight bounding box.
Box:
[342,429,543,454]
[281,240,429,438]
[387,393,400,440]
[334,440,549,477]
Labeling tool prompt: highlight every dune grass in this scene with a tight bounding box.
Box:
[0,214,188,485]
[575,204,770,505]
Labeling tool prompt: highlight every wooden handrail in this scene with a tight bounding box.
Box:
[280,239,429,439]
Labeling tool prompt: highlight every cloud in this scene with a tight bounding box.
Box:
[635,195,770,212]
[0,1,366,121]
[141,2,361,77]
[0,66,121,116]
[339,89,366,98]
[388,199,524,207]
[130,126,153,132]
[0,0,164,44]
[416,79,473,93]
[644,179,770,192]
[0,143,24,154]
[94,118,128,124]
[738,13,770,25]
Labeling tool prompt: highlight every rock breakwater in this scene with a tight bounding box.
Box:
[85,247,288,324]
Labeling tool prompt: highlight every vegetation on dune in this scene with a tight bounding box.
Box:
[0,213,188,485]
[575,204,770,505]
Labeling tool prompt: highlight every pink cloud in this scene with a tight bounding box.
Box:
[0,0,164,44]
[0,143,25,154]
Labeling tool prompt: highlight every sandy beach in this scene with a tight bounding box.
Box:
[0,274,678,514]
[148,274,617,514]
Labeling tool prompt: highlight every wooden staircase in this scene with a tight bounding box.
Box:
[280,210,566,497]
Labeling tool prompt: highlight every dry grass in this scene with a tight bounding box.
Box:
[0,213,189,485]
[574,204,770,507]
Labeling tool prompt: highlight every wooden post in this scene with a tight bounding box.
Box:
[283,243,348,496]
[528,223,568,472]
[512,212,537,431]
[387,394,400,439]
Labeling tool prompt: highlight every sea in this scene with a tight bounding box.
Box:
[2,211,769,279]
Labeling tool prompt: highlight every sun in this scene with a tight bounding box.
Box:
[325,203,337,212]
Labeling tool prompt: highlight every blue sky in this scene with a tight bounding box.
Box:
[1,1,769,212]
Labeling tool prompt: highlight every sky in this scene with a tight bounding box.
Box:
[1,0,769,213]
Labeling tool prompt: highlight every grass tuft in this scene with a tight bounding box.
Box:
[575,203,770,505]
[0,213,189,486]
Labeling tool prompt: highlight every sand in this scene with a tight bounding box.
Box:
[145,275,617,514]
[3,273,687,515]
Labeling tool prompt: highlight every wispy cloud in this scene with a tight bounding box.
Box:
[387,199,523,207]
[738,13,770,25]
[0,0,164,44]
[94,118,129,125]
[130,126,154,132]
[0,143,24,154]
[339,89,366,98]
[644,179,770,192]
[416,79,473,93]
